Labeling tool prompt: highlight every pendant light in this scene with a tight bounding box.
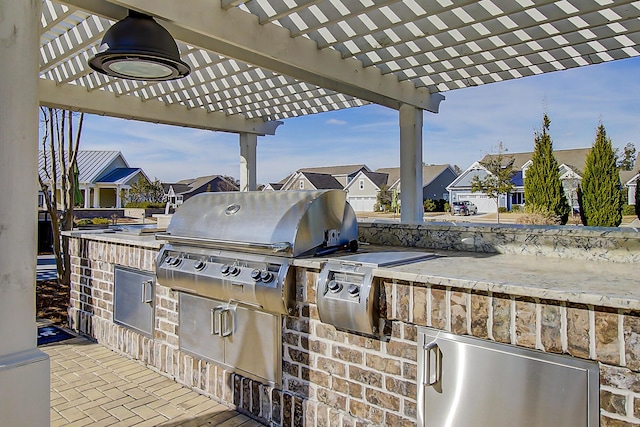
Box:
[88,10,190,81]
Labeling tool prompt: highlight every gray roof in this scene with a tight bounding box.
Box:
[375,164,454,188]
[165,175,239,195]
[39,150,126,184]
[361,171,389,189]
[481,148,592,173]
[301,172,343,190]
[300,165,369,176]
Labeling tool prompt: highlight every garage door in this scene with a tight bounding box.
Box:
[347,197,376,212]
[456,194,495,213]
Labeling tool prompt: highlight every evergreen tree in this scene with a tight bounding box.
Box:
[577,124,623,227]
[523,114,571,224]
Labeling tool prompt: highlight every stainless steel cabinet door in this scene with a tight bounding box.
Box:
[418,328,599,427]
[179,293,225,363]
[225,305,280,385]
[114,266,154,337]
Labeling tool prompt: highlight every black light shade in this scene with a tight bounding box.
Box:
[88,10,190,81]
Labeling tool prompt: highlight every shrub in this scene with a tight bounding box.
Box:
[124,201,166,208]
[622,204,636,216]
[498,207,508,213]
[92,217,111,225]
[423,199,437,212]
[75,218,92,226]
[443,202,450,214]
[510,205,524,213]
[517,205,561,225]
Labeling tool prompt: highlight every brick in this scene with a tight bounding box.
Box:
[596,310,620,365]
[365,354,401,375]
[450,290,468,335]
[309,369,330,388]
[385,412,415,427]
[492,294,512,344]
[470,292,490,339]
[396,283,411,322]
[332,345,363,364]
[600,415,640,427]
[624,313,640,371]
[385,376,416,399]
[515,298,537,349]
[317,357,346,376]
[332,377,363,398]
[386,340,417,361]
[382,281,394,319]
[348,334,381,351]
[601,389,627,417]
[540,302,563,353]
[430,287,447,330]
[600,364,640,393]
[365,388,400,411]
[348,400,383,424]
[636,396,640,419]
[567,304,590,359]
[413,286,428,326]
[348,366,383,388]
[403,362,417,381]
[317,388,347,411]
[309,339,328,355]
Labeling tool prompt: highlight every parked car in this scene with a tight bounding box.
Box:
[451,201,478,216]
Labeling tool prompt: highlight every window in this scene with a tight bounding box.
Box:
[359,179,364,190]
[299,180,304,189]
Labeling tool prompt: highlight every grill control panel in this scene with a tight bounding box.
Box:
[156,245,295,315]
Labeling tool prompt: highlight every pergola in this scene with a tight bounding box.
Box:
[2,0,639,423]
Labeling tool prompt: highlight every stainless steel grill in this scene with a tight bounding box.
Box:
[156,189,358,315]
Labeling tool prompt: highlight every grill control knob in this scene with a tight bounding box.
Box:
[220,264,231,275]
[260,271,273,282]
[347,283,360,297]
[171,257,182,266]
[251,269,261,280]
[327,280,342,293]
[165,256,174,265]
[230,266,241,276]
[194,260,205,271]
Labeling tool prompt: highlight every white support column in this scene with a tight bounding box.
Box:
[93,187,100,207]
[399,104,424,223]
[116,186,121,208]
[0,1,50,426]
[84,187,90,208]
[239,133,257,192]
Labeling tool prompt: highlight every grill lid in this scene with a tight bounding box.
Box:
[160,190,357,257]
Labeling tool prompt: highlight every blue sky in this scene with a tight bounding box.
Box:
[80,56,640,185]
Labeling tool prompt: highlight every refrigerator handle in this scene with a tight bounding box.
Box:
[425,341,441,386]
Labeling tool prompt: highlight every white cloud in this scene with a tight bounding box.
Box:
[326,118,348,125]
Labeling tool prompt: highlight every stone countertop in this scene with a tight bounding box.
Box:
[63,229,165,249]
[65,232,639,311]
[297,246,640,311]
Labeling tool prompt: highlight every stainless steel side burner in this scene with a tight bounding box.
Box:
[317,251,436,337]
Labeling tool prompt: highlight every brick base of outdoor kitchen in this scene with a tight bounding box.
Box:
[66,224,640,426]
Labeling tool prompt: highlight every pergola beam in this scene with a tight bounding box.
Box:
[38,79,282,136]
[59,0,444,112]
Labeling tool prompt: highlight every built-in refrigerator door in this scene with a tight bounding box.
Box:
[418,328,599,427]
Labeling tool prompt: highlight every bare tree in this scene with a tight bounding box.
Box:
[39,108,84,287]
[470,142,516,224]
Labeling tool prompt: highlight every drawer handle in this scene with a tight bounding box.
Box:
[141,280,153,304]
[424,341,441,386]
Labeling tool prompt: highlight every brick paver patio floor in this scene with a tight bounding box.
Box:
[41,333,263,427]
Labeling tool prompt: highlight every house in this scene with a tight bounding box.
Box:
[377,165,458,202]
[163,175,239,206]
[38,150,148,209]
[297,164,370,187]
[621,170,639,205]
[344,170,389,212]
[279,171,343,191]
[448,148,635,213]
[262,183,284,191]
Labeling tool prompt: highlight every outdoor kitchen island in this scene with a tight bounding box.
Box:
[65,220,640,427]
